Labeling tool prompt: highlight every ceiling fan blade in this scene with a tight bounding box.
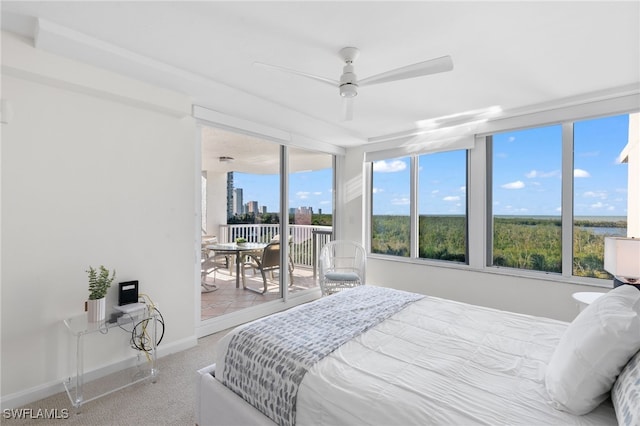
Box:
[254,61,339,87]
[359,55,453,87]
[342,97,354,121]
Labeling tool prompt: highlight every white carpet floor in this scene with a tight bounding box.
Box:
[3,331,227,425]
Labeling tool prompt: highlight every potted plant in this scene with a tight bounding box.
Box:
[235,237,247,246]
[86,265,116,322]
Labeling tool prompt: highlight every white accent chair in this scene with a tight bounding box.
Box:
[318,240,366,296]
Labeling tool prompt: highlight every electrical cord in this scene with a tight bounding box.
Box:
[130,293,165,362]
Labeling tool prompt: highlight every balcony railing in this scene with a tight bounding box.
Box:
[218,224,333,269]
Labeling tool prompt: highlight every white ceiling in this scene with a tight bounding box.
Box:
[2,1,639,152]
[201,126,333,174]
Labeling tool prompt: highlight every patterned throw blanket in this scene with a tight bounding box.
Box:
[221,285,424,426]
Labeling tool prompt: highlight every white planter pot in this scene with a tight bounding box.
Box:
[87,297,106,322]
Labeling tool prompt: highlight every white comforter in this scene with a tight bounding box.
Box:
[217,294,617,425]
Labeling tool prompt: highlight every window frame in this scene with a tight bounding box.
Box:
[486,115,630,279]
[364,91,638,289]
[368,150,470,265]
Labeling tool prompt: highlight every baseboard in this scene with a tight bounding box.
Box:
[0,335,197,410]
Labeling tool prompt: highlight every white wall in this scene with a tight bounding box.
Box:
[1,33,197,405]
[204,170,229,237]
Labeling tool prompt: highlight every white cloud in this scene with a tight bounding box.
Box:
[431,189,439,194]
[574,169,591,178]
[589,201,615,210]
[526,169,559,178]
[296,191,310,199]
[443,196,461,201]
[373,159,407,173]
[588,202,616,212]
[372,187,383,194]
[508,136,516,142]
[583,190,607,199]
[391,197,410,206]
[459,186,466,193]
[313,191,322,196]
[501,180,525,189]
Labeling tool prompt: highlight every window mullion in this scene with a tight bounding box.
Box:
[485,136,494,267]
[410,156,418,258]
[561,123,574,277]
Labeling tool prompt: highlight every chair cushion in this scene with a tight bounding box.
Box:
[325,272,360,282]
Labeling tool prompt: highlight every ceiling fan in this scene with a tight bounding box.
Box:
[254,47,453,121]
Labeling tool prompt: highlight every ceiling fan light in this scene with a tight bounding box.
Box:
[340,84,358,98]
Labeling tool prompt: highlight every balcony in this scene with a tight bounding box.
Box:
[201,224,332,320]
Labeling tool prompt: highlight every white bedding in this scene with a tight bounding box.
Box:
[212,292,617,425]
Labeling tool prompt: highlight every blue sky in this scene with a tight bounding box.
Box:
[372,114,630,217]
[234,114,629,218]
[234,169,333,213]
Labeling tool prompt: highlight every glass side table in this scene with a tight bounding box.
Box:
[63,308,158,412]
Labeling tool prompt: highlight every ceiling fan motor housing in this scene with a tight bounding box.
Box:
[339,63,358,98]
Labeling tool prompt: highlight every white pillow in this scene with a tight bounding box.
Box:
[545,285,640,415]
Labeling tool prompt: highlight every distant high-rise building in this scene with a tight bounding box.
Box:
[227,172,234,219]
[233,188,243,215]
[261,206,267,214]
[247,201,259,214]
[318,208,322,215]
[295,206,313,225]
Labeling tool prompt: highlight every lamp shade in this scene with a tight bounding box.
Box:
[604,237,640,280]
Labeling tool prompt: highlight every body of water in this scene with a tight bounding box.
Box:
[580,226,627,236]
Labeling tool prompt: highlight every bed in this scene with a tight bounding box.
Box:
[196,285,640,425]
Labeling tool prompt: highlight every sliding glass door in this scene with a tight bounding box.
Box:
[198,126,335,332]
[200,127,282,320]
[288,147,335,293]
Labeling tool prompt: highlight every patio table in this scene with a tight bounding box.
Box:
[205,242,267,288]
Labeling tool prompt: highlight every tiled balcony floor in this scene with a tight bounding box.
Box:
[201,265,317,321]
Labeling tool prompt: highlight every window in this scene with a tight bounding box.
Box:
[573,114,629,278]
[371,156,410,257]
[418,151,467,262]
[488,114,630,278]
[370,151,468,262]
[365,106,635,286]
[490,125,563,272]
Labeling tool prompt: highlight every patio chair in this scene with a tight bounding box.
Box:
[318,240,366,296]
[201,237,228,292]
[241,242,294,294]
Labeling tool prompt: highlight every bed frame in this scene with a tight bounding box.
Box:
[196,364,275,426]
